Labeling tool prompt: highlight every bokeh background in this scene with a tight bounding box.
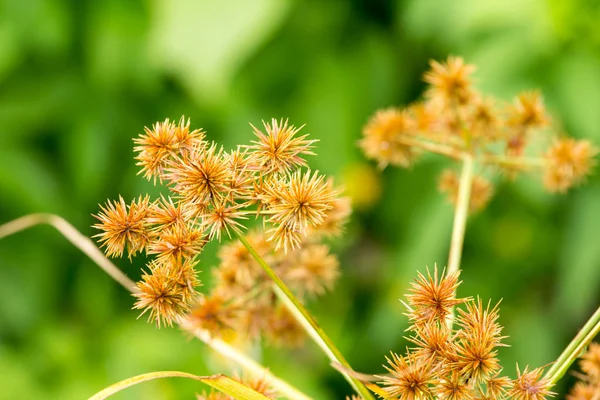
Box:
[1,0,599,398]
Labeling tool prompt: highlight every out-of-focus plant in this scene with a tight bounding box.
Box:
[1,55,599,400]
[357,56,600,399]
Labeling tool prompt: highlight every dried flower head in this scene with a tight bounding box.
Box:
[166,143,231,206]
[95,116,348,335]
[508,365,555,400]
[93,195,152,258]
[263,170,337,251]
[378,351,436,399]
[544,138,597,192]
[359,108,417,168]
[133,260,200,327]
[581,343,600,380]
[454,299,506,385]
[424,56,476,106]
[134,117,205,182]
[247,118,316,174]
[507,91,549,130]
[405,267,466,325]
[361,55,597,213]
[566,381,599,400]
[282,243,340,298]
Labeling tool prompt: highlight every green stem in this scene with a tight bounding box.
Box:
[237,234,375,400]
[545,305,600,383]
[447,154,474,275]
[446,154,474,328]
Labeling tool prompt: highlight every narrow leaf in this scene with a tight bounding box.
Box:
[88,371,271,400]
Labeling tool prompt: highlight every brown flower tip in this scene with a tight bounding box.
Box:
[265,304,305,347]
[566,381,599,400]
[93,195,152,258]
[359,108,417,168]
[133,259,201,327]
[134,116,205,183]
[148,224,206,261]
[263,169,337,251]
[507,91,549,130]
[432,370,474,400]
[186,294,235,335]
[438,169,494,212]
[282,243,340,298]
[454,298,507,385]
[405,266,466,325]
[247,118,317,174]
[424,56,476,106]
[166,142,232,206]
[378,351,436,399]
[508,365,555,400]
[544,138,597,192]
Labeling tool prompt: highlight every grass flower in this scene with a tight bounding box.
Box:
[544,138,597,192]
[508,365,555,400]
[93,195,152,258]
[247,118,316,174]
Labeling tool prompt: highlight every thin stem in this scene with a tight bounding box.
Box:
[397,136,466,161]
[0,214,310,400]
[236,234,375,400]
[545,305,600,383]
[480,154,546,169]
[0,213,137,292]
[447,154,474,275]
[446,154,474,327]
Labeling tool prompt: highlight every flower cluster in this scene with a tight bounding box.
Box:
[373,268,555,400]
[93,117,350,331]
[187,225,347,345]
[567,342,600,400]
[361,56,597,211]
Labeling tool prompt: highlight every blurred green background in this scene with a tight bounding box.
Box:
[1,0,599,398]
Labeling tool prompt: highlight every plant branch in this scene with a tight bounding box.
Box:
[446,154,474,327]
[236,233,375,400]
[0,214,310,400]
[545,305,600,384]
[397,136,466,161]
[479,154,546,169]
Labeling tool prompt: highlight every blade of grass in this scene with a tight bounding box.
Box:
[88,371,270,400]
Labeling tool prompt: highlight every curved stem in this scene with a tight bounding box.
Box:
[0,214,310,400]
[0,213,137,292]
[545,305,600,383]
[446,154,474,328]
[236,234,375,400]
[88,371,270,400]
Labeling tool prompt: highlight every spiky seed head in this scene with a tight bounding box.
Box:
[424,56,476,106]
[247,118,317,174]
[360,108,417,168]
[544,138,597,192]
[507,365,555,400]
[93,195,152,258]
